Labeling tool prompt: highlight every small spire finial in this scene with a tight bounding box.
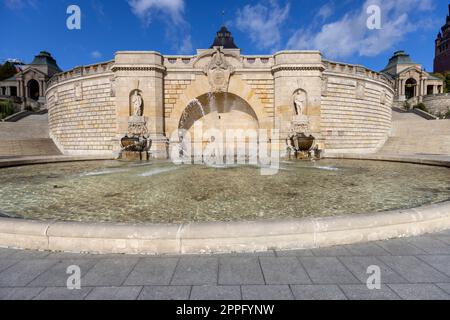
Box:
[222,10,225,26]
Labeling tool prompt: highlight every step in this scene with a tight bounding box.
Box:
[0,139,61,157]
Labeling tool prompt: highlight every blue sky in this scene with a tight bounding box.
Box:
[0,0,448,72]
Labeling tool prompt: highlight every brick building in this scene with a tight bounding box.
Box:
[434,5,450,73]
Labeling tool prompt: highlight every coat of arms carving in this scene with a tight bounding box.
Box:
[204,48,235,93]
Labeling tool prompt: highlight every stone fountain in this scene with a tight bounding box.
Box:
[120,90,152,161]
[286,89,321,160]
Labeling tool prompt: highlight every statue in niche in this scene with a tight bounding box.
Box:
[131,90,143,117]
[75,83,82,101]
[322,77,328,97]
[356,81,365,100]
[380,90,387,105]
[294,90,307,116]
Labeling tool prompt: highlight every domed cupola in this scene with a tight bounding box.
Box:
[210,26,239,49]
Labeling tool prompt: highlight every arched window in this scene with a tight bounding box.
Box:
[27,79,40,101]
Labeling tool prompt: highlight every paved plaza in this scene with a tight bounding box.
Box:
[0,230,449,300]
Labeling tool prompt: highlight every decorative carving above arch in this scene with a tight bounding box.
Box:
[203,47,235,93]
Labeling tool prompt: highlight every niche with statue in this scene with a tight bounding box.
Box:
[120,87,152,161]
[286,88,319,160]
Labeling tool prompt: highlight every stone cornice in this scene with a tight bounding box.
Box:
[111,64,166,73]
[271,64,326,73]
[323,70,395,92]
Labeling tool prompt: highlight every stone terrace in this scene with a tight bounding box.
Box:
[0,231,449,300]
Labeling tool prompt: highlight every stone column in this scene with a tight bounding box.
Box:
[113,51,168,159]
[17,81,22,97]
[399,79,405,99]
[273,51,324,154]
[39,80,44,97]
[6,87,10,96]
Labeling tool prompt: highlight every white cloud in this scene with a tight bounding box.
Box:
[4,0,37,10]
[316,4,334,22]
[179,35,193,55]
[127,0,192,54]
[287,0,434,59]
[91,51,103,59]
[127,0,185,25]
[235,0,290,51]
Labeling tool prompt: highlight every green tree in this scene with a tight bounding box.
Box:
[0,62,17,81]
[444,73,450,93]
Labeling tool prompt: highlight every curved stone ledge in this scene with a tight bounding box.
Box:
[0,155,114,169]
[325,153,450,167]
[0,201,449,255]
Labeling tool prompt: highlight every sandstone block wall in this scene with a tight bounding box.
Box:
[423,94,450,116]
[45,52,396,157]
[46,64,116,155]
[322,61,395,154]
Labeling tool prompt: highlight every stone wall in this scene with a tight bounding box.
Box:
[322,61,395,154]
[45,51,396,157]
[423,94,450,116]
[46,63,116,155]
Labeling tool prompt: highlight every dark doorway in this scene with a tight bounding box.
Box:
[28,80,40,101]
[405,78,417,100]
[10,87,17,97]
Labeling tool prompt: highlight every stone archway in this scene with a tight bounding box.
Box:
[178,92,260,153]
[405,78,417,100]
[27,79,40,101]
[165,74,271,136]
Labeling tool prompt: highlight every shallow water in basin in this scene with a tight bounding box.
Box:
[0,160,449,223]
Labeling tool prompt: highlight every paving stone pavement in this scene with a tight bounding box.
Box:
[0,231,450,300]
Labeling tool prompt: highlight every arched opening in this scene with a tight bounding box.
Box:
[178,92,260,154]
[27,80,40,101]
[405,78,417,100]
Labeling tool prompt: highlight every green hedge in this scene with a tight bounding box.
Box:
[0,101,15,120]
[445,109,450,119]
[413,103,429,113]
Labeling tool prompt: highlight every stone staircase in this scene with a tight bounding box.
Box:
[0,113,61,158]
[380,110,450,155]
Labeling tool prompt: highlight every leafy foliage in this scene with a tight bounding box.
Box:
[445,109,450,119]
[0,62,17,81]
[413,103,429,113]
[0,100,15,119]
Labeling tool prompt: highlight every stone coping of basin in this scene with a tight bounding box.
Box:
[325,152,450,167]
[0,201,449,255]
[0,153,449,255]
[0,155,114,168]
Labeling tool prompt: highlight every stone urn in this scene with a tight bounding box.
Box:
[121,135,149,152]
[290,133,315,152]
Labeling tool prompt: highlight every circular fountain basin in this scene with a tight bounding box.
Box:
[0,158,449,254]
